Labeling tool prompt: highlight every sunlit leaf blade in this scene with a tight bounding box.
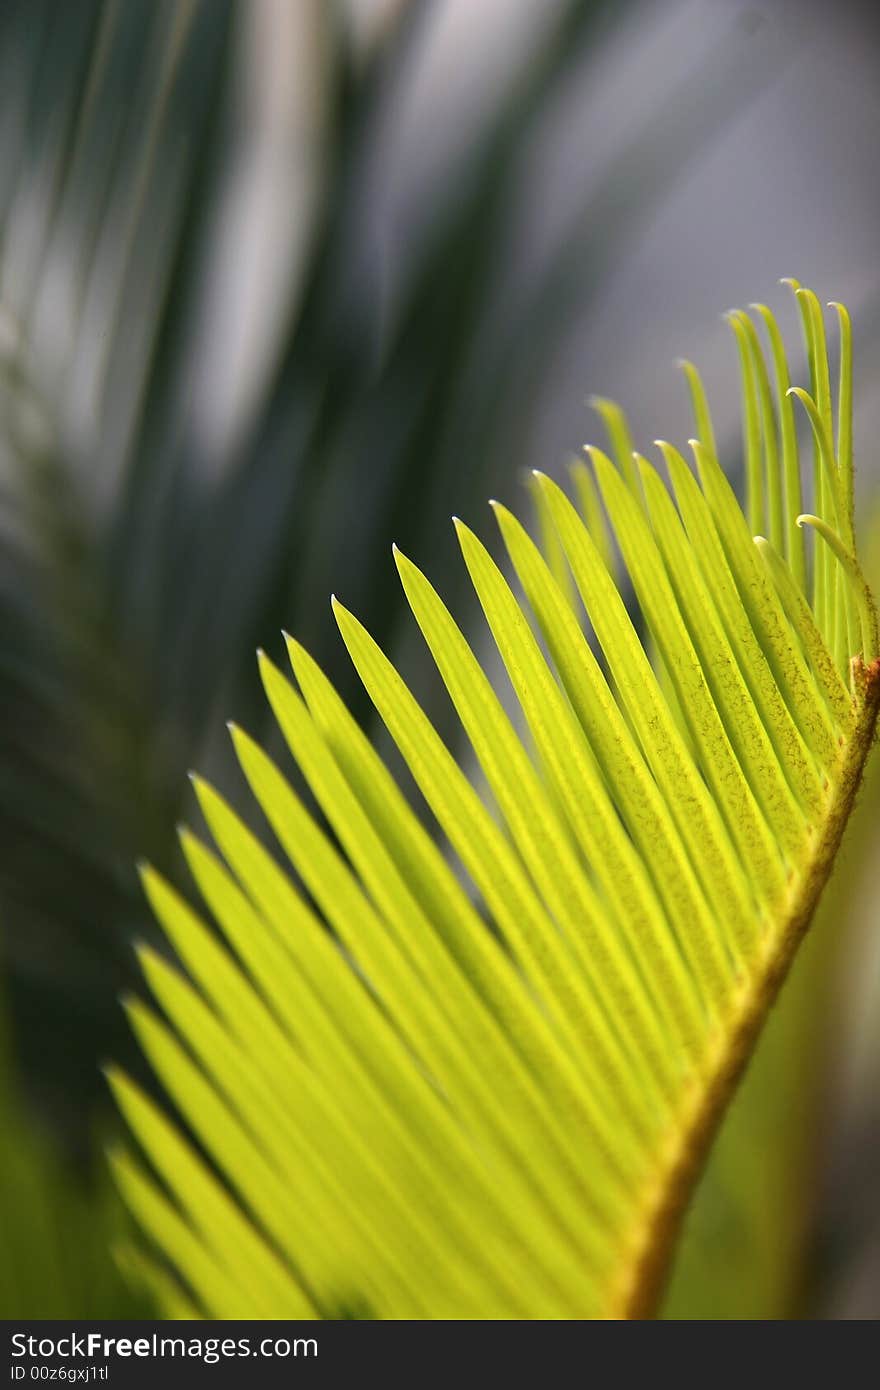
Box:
[114,288,880,1318]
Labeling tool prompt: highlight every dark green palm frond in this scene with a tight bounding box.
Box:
[111,286,879,1318]
[0,0,239,1136]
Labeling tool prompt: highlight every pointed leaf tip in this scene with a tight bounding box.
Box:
[283,631,306,664]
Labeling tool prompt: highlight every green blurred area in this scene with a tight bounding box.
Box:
[0,989,151,1317]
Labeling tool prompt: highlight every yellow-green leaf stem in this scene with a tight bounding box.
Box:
[751,301,806,590]
[112,286,880,1320]
[677,358,718,462]
[589,396,640,497]
[727,311,764,538]
[730,310,784,554]
[796,515,876,664]
[829,301,854,532]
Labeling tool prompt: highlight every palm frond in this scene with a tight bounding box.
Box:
[110,284,879,1318]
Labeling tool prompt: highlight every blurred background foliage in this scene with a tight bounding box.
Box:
[1,0,879,1317]
[0,981,150,1316]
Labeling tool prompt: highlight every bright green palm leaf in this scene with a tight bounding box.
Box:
[112,288,880,1318]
